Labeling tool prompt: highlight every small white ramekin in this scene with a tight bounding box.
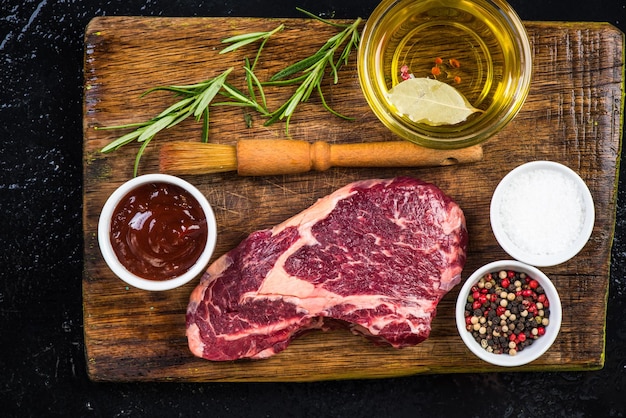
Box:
[98,174,217,291]
[456,260,562,367]
[490,161,595,267]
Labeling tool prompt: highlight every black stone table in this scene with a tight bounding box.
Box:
[1,1,625,416]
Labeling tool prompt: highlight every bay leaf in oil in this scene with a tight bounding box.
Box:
[386,77,483,126]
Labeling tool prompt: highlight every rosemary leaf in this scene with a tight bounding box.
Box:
[317,84,354,121]
[244,57,256,103]
[222,31,274,43]
[262,73,309,87]
[137,114,177,143]
[283,88,306,120]
[243,66,268,110]
[219,37,264,55]
[193,69,231,118]
[100,129,144,153]
[328,53,339,83]
[214,84,270,117]
[220,24,284,55]
[263,101,288,127]
[133,137,152,177]
[269,49,328,81]
[157,96,195,118]
[295,7,344,28]
[152,83,207,93]
[201,107,209,143]
[168,108,195,128]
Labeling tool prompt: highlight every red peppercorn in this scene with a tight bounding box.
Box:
[400,65,412,80]
[507,271,515,278]
[517,333,527,342]
[465,316,472,325]
[501,278,510,289]
[537,294,546,303]
[537,327,546,336]
[509,334,517,341]
[478,295,488,305]
[491,293,498,302]
[472,301,482,310]
[496,306,506,316]
[473,291,480,300]
[529,279,539,289]
[522,289,533,298]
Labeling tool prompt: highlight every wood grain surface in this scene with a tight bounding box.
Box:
[82,17,623,382]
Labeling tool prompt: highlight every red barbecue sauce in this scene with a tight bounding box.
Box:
[110,182,208,281]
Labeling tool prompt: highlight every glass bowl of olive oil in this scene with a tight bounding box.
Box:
[358,0,532,149]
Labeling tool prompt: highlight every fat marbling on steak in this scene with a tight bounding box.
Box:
[186,177,467,361]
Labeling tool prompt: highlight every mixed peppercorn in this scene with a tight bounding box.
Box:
[463,270,551,356]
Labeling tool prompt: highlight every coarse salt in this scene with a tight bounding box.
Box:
[497,168,585,256]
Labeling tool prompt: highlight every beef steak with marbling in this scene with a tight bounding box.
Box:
[186,177,467,361]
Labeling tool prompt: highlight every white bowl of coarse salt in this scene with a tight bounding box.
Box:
[490,161,595,267]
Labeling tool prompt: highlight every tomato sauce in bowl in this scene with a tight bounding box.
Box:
[98,174,216,291]
[110,181,208,281]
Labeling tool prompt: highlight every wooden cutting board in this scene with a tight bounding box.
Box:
[82,16,623,382]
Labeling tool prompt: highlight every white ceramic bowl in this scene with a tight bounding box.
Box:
[456,260,562,367]
[98,174,217,291]
[490,161,595,267]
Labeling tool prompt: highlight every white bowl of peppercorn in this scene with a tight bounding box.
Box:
[455,260,562,367]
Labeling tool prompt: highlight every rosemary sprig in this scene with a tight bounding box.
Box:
[98,25,286,177]
[98,68,233,176]
[98,11,362,176]
[262,8,362,131]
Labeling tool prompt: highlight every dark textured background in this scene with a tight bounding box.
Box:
[1,1,625,416]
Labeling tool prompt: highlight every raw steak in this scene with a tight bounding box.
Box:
[186,177,467,361]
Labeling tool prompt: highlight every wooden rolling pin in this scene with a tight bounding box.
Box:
[159,139,483,176]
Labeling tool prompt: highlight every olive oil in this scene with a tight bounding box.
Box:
[358,0,532,148]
